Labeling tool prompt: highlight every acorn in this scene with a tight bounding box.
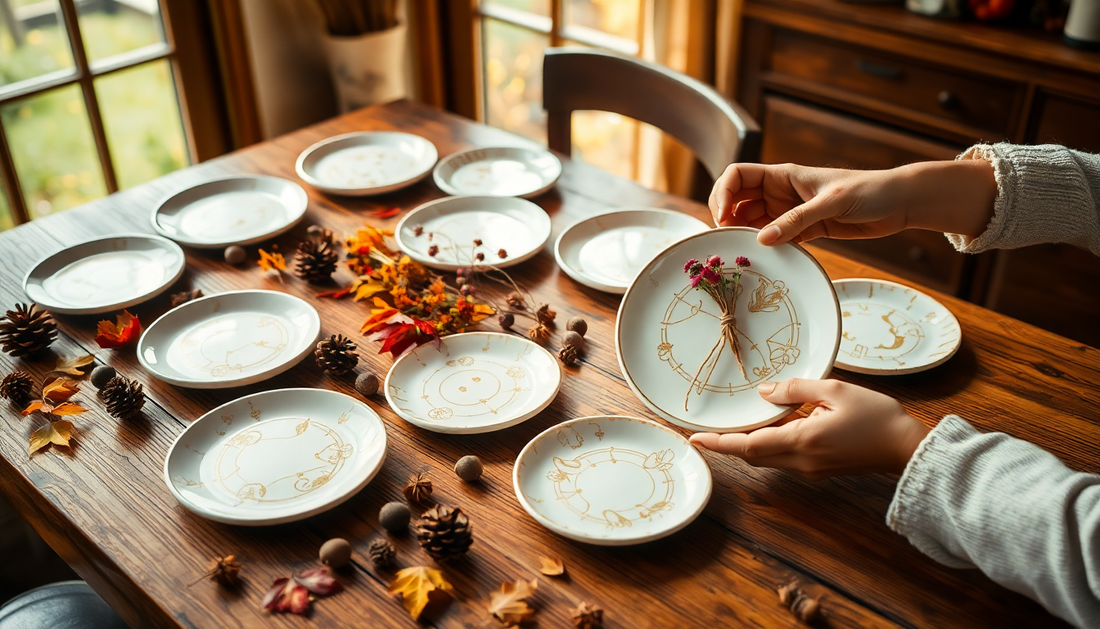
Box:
[566,317,587,337]
[320,538,352,569]
[224,245,246,265]
[356,372,380,397]
[379,501,411,533]
[90,365,116,389]
[562,331,584,350]
[454,455,483,482]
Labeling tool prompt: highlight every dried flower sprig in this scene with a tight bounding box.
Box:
[683,255,751,411]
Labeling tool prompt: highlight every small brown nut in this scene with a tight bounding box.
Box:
[454,455,483,482]
[566,317,587,337]
[90,365,116,389]
[379,501,411,533]
[319,538,352,568]
[356,372,380,397]
[224,245,246,265]
[562,331,584,350]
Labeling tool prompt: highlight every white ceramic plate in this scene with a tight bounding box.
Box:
[138,290,321,389]
[616,227,841,433]
[151,175,308,248]
[385,332,561,434]
[295,131,438,196]
[555,208,710,294]
[165,388,387,526]
[434,146,561,198]
[833,278,961,375]
[23,234,185,315]
[513,415,712,545]
[395,196,552,271]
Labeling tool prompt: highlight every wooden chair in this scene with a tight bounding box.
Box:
[543,47,761,184]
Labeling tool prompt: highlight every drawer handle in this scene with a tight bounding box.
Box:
[938,90,960,109]
[856,59,903,80]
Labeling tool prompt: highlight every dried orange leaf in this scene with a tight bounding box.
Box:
[95,310,142,348]
[53,354,94,376]
[258,248,286,273]
[537,556,564,576]
[50,402,88,417]
[389,566,453,620]
[21,400,45,416]
[42,377,80,403]
[488,579,538,626]
[29,419,72,454]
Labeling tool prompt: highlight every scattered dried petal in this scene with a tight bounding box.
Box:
[488,579,537,626]
[257,248,287,273]
[538,556,564,576]
[52,354,94,376]
[389,566,454,620]
[296,568,343,596]
[262,577,310,615]
[95,311,142,348]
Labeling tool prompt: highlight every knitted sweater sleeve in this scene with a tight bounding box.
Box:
[948,143,1100,254]
[886,416,1100,627]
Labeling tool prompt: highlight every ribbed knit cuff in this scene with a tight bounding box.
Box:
[886,415,979,569]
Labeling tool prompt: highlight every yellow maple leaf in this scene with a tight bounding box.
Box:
[257,248,286,273]
[487,579,537,626]
[53,354,95,376]
[29,420,73,455]
[537,556,564,576]
[353,281,388,302]
[389,566,454,620]
[51,402,88,416]
[42,376,81,403]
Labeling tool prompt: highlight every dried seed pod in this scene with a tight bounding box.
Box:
[90,365,116,389]
[191,555,241,588]
[572,601,603,629]
[506,293,526,310]
[320,538,352,569]
[536,303,556,324]
[355,372,380,397]
[528,324,551,345]
[558,345,579,367]
[454,455,483,482]
[224,245,246,265]
[367,538,396,569]
[403,472,433,504]
[778,581,821,623]
[566,317,587,337]
[562,331,584,350]
[379,501,411,533]
[498,313,514,330]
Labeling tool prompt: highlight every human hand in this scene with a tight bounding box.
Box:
[708,159,996,246]
[689,378,930,479]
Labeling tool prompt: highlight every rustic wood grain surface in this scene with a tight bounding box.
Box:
[0,100,1097,629]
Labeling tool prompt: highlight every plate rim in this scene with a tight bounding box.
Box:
[831,277,962,375]
[394,195,552,271]
[511,414,713,546]
[294,130,438,196]
[162,387,388,526]
[433,146,562,199]
[150,174,309,248]
[137,289,322,389]
[615,226,842,433]
[554,208,710,295]
[21,233,186,315]
[383,331,562,434]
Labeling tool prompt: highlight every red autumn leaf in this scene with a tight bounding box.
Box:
[295,568,343,596]
[367,206,401,219]
[95,310,142,348]
[364,312,440,358]
[316,286,353,299]
[262,577,311,615]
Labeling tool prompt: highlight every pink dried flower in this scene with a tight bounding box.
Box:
[701,267,720,285]
[683,259,699,273]
[736,256,750,268]
[428,244,439,257]
[706,255,724,268]
[690,274,703,287]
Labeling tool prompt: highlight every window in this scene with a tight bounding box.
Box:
[0,0,221,230]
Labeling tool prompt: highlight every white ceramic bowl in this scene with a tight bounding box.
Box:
[395,195,552,271]
[138,290,321,388]
[555,208,709,294]
[513,415,712,545]
[385,332,562,434]
[616,227,841,433]
[23,234,185,315]
[295,131,438,196]
[151,175,308,248]
[164,388,387,525]
[833,278,961,375]
[434,146,561,198]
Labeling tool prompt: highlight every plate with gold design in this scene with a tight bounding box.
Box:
[165,388,387,525]
[296,131,438,196]
[513,415,711,545]
[616,227,840,433]
[433,146,561,198]
[23,234,185,315]
[385,332,561,434]
[833,278,961,375]
[151,175,308,248]
[138,290,321,388]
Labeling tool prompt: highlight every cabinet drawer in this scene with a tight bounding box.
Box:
[769,30,1021,137]
[1033,93,1100,154]
[761,96,966,294]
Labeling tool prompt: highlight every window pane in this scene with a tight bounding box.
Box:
[0,0,75,89]
[96,60,187,190]
[0,177,13,231]
[572,110,636,181]
[483,19,546,143]
[565,0,641,41]
[77,0,165,65]
[1,84,107,219]
[482,0,549,16]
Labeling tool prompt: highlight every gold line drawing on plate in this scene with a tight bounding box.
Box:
[172,476,203,488]
[178,314,289,378]
[249,401,261,420]
[658,270,800,396]
[418,355,529,421]
[212,416,354,505]
[839,302,924,363]
[222,414,233,425]
[546,446,676,530]
[557,425,584,449]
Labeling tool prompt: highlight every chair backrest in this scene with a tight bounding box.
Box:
[543,47,761,180]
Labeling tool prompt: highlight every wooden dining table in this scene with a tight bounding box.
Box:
[0,99,1097,628]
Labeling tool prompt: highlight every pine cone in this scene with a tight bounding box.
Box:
[314,334,358,375]
[572,602,604,629]
[367,538,396,568]
[558,345,579,366]
[415,505,473,561]
[403,471,433,504]
[99,375,145,420]
[0,303,57,357]
[0,371,34,403]
[294,237,339,284]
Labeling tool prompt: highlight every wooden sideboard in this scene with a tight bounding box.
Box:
[738,0,1100,347]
